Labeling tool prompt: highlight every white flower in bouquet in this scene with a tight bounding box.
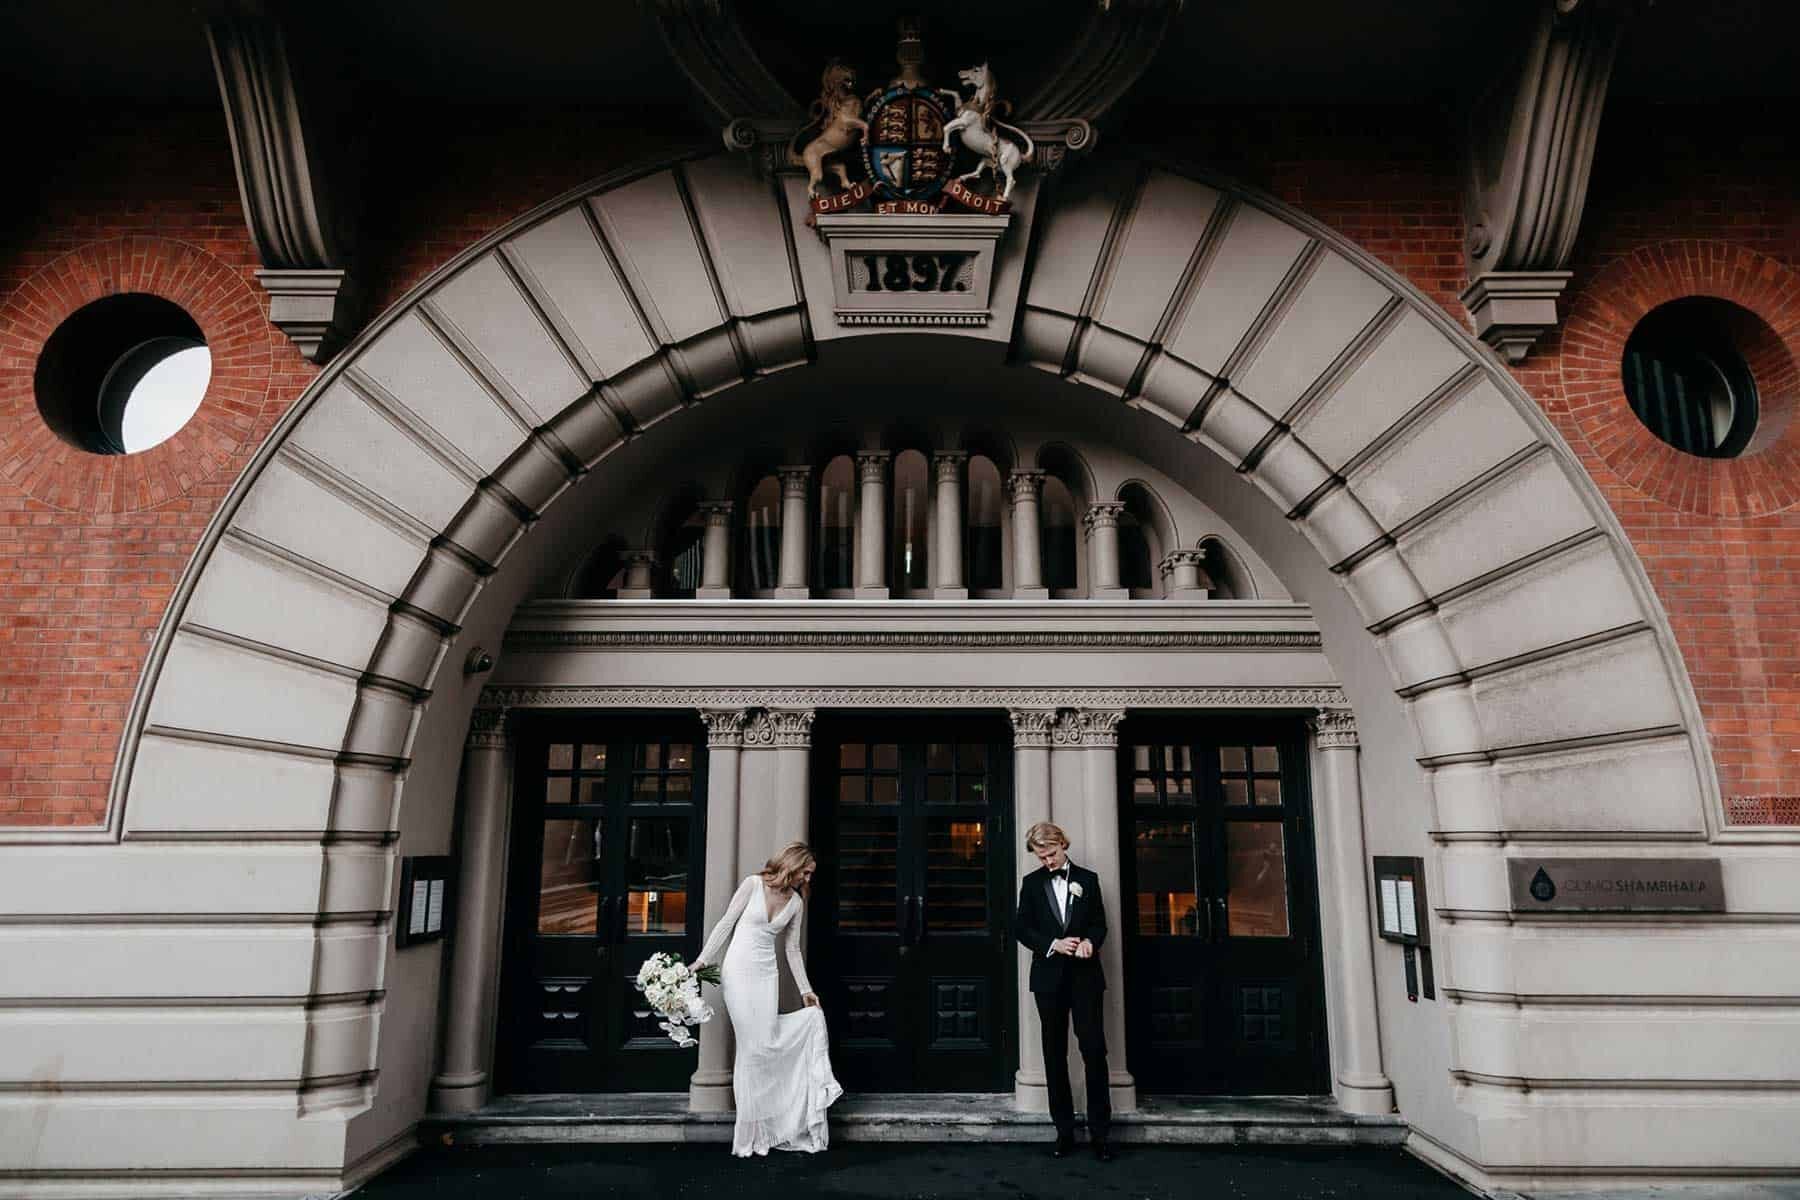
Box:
[633,952,720,1046]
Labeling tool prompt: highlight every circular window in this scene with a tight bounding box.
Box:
[1621,297,1759,458]
[34,293,212,455]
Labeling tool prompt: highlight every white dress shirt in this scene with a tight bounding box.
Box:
[1045,863,1075,957]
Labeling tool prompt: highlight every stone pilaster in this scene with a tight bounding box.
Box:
[1009,708,1057,1112]
[691,708,749,1112]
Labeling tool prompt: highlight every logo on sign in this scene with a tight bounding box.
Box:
[1528,867,1556,902]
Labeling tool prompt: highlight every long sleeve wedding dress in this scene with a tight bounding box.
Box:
[695,875,844,1157]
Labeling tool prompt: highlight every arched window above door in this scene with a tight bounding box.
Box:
[891,449,931,594]
[816,454,855,594]
[740,473,782,595]
[967,453,1005,594]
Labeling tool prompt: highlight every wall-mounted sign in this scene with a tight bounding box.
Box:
[398,855,451,948]
[816,212,1010,327]
[1507,858,1725,913]
[1372,855,1433,1002]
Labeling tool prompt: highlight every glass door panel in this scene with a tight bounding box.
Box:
[499,715,707,1094]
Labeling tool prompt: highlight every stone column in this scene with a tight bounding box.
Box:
[431,708,513,1113]
[743,708,815,1011]
[1309,709,1396,1115]
[776,466,811,599]
[691,709,748,1112]
[696,501,734,599]
[1082,502,1127,600]
[853,451,890,599]
[1009,708,1057,1112]
[1159,549,1213,601]
[1008,469,1048,600]
[933,451,969,599]
[618,549,657,599]
[1073,708,1136,1113]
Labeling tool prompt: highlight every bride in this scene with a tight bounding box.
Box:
[693,841,844,1157]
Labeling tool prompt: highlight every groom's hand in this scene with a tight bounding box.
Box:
[1052,936,1081,955]
[1075,939,1094,959]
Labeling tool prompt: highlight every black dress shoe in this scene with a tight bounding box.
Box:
[1093,1137,1116,1163]
[1051,1133,1074,1158]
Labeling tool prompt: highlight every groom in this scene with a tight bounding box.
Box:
[1014,820,1114,1162]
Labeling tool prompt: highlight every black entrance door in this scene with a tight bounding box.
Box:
[808,716,1015,1091]
[1119,718,1330,1094]
[498,713,707,1093]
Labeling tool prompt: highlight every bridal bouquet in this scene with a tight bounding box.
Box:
[633,952,722,1047]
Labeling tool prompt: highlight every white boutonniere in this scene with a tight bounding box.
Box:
[1069,881,1084,899]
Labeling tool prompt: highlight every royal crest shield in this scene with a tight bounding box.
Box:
[861,84,955,202]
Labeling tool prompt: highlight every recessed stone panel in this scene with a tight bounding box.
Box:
[147,632,359,754]
[288,382,473,532]
[357,313,528,474]
[1095,170,1220,341]
[1294,309,1468,471]
[124,734,338,835]
[231,458,426,602]
[508,206,656,378]
[1347,379,1538,530]
[186,538,391,675]
[1396,454,1596,600]
[1473,630,1683,749]
[590,173,725,345]
[1167,201,1311,375]
[1232,251,1390,413]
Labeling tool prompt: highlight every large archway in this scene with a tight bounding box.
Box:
[15,151,1731,1192]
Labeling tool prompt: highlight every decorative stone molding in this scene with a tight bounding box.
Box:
[1082,502,1126,539]
[204,3,360,363]
[1460,0,1628,362]
[1159,550,1213,597]
[855,451,891,484]
[618,549,658,599]
[1007,469,1046,503]
[698,500,734,527]
[503,629,1322,651]
[778,465,812,497]
[742,708,815,749]
[1073,708,1127,748]
[1009,709,1058,748]
[933,451,969,484]
[1310,708,1359,751]
[700,709,750,748]
[483,686,1349,711]
[1051,709,1086,747]
[466,708,508,751]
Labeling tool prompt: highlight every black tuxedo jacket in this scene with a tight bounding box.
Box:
[1013,863,1108,995]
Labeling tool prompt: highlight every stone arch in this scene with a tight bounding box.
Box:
[35,149,1727,1188]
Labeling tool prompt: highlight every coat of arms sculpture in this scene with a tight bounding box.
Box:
[792,23,1032,329]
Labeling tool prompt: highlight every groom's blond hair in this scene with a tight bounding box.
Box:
[761,841,817,891]
[1024,821,1069,851]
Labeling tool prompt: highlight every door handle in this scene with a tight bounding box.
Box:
[595,895,613,959]
[898,893,914,956]
[1212,896,1228,941]
[912,895,925,946]
[1200,893,1213,942]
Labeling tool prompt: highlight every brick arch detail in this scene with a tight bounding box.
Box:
[1559,240,1800,517]
[0,236,276,514]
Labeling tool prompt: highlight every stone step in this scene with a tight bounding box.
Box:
[428,1093,1409,1147]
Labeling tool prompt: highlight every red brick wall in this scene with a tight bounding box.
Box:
[1,103,1792,826]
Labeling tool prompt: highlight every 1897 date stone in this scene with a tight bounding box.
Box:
[1507,858,1725,913]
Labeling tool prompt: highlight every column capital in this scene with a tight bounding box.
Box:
[854,450,891,482]
[1007,468,1046,502]
[467,707,508,750]
[624,547,659,567]
[697,499,734,525]
[1310,708,1359,750]
[1009,708,1057,748]
[1082,501,1126,536]
[933,450,969,482]
[1158,549,1206,574]
[700,708,750,748]
[777,465,812,495]
[744,707,815,749]
[1075,708,1127,747]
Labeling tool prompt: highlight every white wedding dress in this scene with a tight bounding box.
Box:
[695,875,844,1157]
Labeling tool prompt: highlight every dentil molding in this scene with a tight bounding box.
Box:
[483,685,1348,710]
[502,629,1322,651]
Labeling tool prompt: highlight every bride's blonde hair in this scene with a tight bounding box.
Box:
[761,841,817,892]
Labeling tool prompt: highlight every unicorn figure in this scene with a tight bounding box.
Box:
[941,63,1035,202]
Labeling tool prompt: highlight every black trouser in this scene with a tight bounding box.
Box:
[1036,976,1110,1140]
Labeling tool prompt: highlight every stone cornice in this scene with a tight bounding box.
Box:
[483,685,1348,711]
[502,628,1322,652]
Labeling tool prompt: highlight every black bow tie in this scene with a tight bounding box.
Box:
[1049,868,1069,880]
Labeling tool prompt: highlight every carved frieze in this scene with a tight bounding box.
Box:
[483,685,1349,711]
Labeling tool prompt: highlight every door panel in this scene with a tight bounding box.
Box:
[499,714,707,1094]
[1120,719,1329,1095]
[810,716,1014,1092]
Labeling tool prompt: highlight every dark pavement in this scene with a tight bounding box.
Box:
[351,1143,1472,1199]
